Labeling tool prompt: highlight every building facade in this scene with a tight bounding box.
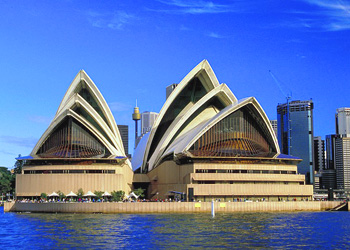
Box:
[277,100,314,184]
[141,111,159,136]
[117,125,130,158]
[336,108,350,136]
[270,120,278,137]
[335,136,350,190]
[322,169,337,189]
[314,136,325,172]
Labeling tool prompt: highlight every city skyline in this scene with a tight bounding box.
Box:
[1,0,349,168]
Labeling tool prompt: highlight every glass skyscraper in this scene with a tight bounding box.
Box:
[277,100,314,184]
[336,107,350,136]
[141,111,159,136]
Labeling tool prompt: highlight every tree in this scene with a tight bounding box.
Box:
[11,154,24,191]
[94,190,103,199]
[0,167,13,199]
[111,190,125,202]
[41,193,47,200]
[57,190,65,200]
[133,187,145,198]
[13,155,24,174]
[77,188,84,199]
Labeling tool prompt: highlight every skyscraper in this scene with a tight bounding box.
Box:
[277,100,314,184]
[141,111,158,136]
[117,125,129,157]
[336,107,350,136]
[335,135,350,190]
[270,120,278,137]
[314,136,325,172]
[326,134,337,170]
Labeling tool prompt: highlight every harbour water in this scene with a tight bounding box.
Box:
[1,206,350,249]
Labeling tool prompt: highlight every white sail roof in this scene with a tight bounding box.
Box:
[142,60,237,171]
[30,70,131,168]
[138,60,279,172]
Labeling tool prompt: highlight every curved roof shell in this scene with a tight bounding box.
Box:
[30,70,130,167]
[140,60,280,172]
[167,97,279,158]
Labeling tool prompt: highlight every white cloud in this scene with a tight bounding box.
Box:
[155,0,236,14]
[206,32,224,38]
[298,0,350,31]
[109,102,132,112]
[86,10,135,30]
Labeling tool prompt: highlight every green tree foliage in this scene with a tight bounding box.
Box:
[133,187,145,198]
[41,193,47,200]
[57,190,65,200]
[94,190,103,199]
[11,155,25,190]
[13,155,24,174]
[0,167,13,198]
[111,190,125,202]
[77,188,84,199]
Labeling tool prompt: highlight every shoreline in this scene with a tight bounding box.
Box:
[4,201,347,213]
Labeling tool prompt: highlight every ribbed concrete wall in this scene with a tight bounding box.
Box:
[4,201,344,213]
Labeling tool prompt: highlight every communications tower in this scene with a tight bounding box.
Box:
[132,100,141,148]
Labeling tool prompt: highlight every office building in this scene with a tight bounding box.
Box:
[270,120,278,137]
[117,125,130,158]
[322,169,337,189]
[314,172,321,189]
[336,108,350,136]
[325,134,338,189]
[314,136,325,172]
[277,100,314,184]
[326,134,337,170]
[335,135,350,190]
[141,111,158,136]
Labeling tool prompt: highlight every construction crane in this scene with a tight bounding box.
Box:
[269,70,292,101]
[269,70,292,154]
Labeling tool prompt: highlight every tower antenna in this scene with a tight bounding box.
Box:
[132,99,141,149]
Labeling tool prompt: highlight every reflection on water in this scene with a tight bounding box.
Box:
[1,206,350,249]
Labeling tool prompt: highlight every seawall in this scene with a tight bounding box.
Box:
[4,201,346,213]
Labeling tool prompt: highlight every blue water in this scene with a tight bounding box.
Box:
[1,206,350,249]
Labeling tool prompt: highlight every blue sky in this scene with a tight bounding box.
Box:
[0,0,349,168]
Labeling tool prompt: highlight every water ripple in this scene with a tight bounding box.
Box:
[1,207,350,249]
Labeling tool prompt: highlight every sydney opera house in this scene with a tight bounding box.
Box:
[16,71,133,197]
[16,60,313,201]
